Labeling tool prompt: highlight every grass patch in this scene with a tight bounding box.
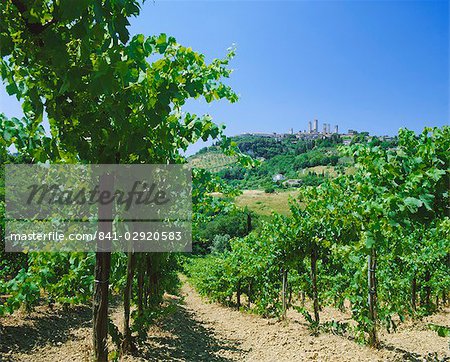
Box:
[234,189,300,216]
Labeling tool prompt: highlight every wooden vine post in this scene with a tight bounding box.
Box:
[281,268,288,320]
[311,245,319,324]
[367,247,377,347]
[93,172,114,361]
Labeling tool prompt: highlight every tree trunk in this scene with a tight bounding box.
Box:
[282,268,288,320]
[121,252,135,354]
[144,254,151,309]
[310,246,319,324]
[236,280,241,309]
[93,173,114,362]
[247,213,252,233]
[137,255,144,318]
[146,253,160,308]
[368,248,378,347]
[411,275,417,312]
[424,269,431,308]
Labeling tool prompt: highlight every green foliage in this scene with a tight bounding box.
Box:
[187,126,450,344]
[293,306,319,332]
[0,268,40,315]
[0,153,29,283]
[188,216,301,317]
[0,4,244,360]
[30,252,95,304]
[190,134,357,189]
[0,0,447,352]
[210,234,231,254]
[428,323,450,337]
[185,255,235,305]
[189,148,238,172]
[194,208,258,254]
[238,148,340,189]
[0,252,96,316]
[230,135,323,159]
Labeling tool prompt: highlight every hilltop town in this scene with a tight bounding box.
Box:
[189,119,401,191]
[237,120,394,145]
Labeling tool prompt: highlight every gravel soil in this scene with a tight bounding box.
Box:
[1,278,449,361]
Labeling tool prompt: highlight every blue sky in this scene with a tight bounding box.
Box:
[1,0,448,154]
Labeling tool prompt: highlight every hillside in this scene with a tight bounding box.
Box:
[234,189,300,216]
[187,148,237,172]
[188,134,362,189]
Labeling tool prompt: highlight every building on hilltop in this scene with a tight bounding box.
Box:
[283,179,302,187]
[272,173,285,182]
[237,120,343,140]
[306,119,339,135]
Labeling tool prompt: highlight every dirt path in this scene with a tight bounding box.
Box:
[1,279,449,361]
[150,281,449,361]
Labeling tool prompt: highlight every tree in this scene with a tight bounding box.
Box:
[186,126,449,346]
[1,1,240,359]
[347,127,449,345]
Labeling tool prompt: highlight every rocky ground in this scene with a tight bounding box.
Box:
[1,279,449,361]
